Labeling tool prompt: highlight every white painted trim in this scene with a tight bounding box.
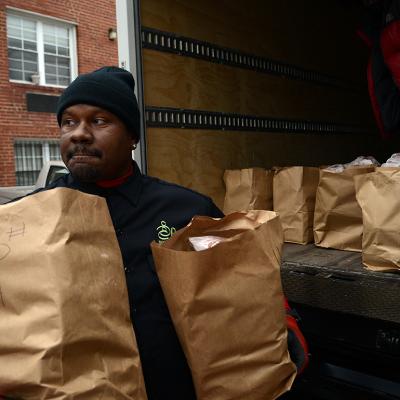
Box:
[9,79,35,86]
[116,0,144,169]
[116,0,137,91]
[43,142,50,163]
[6,6,78,26]
[36,21,45,85]
[10,79,68,88]
[69,26,78,80]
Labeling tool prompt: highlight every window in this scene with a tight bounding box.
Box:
[14,140,61,186]
[6,10,77,87]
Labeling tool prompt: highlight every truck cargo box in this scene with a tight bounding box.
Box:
[118,0,400,397]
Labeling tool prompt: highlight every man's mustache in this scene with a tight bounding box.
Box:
[67,145,102,159]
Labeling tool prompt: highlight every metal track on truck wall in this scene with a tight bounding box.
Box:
[145,106,369,134]
[141,26,361,92]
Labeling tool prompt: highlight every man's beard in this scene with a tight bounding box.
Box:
[69,164,101,182]
[66,144,103,182]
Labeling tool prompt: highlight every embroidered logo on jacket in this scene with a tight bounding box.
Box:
[157,221,176,242]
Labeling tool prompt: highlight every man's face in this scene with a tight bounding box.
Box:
[60,104,135,182]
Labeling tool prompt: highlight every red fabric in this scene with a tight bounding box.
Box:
[286,315,309,374]
[381,20,400,88]
[96,164,134,188]
[367,55,392,139]
[284,297,290,311]
[284,299,309,375]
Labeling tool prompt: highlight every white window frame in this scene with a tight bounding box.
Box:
[6,7,78,88]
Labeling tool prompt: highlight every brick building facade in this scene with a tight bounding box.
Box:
[0,0,118,186]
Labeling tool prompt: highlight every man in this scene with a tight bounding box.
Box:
[36,66,307,399]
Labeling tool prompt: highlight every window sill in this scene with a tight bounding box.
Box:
[9,79,68,89]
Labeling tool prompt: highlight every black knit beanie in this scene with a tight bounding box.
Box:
[56,66,140,140]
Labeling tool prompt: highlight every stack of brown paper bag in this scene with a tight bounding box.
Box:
[355,167,400,271]
[0,188,147,400]
[151,211,296,400]
[273,166,320,244]
[223,168,274,214]
[314,166,375,251]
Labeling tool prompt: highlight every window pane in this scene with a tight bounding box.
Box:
[58,46,69,56]
[8,48,22,60]
[44,34,56,45]
[58,37,68,47]
[10,70,23,80]
[45,54,56,65]
[44,44,56,54]
[24,144,32,158]
[43,24,55,35]
[23,61,37,72]
[24,40,37,51]
[57,26,68,38]
[22,53,38,77]
[57,66,70,77]
[15,145,24,171]
[58,76,70,86]
[46,74,57,84]
[7,15,21,28]
[23,29,36,41]
[57,57,70,67]
[9,59,22,70]
[23,71,34,81]
[45,65,56,75]
[8,37,22,48]
[49,143,61,160]
[22,19,35,31]
[7,27,21,38]
[24,51,37,62]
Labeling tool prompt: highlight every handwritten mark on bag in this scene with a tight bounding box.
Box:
[0,244,10,261]
[7,222,25,240]
[0,221,27,308]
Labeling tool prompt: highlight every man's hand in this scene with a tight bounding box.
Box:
[285,298,309,375]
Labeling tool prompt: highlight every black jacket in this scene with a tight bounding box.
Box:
[37,162,223,400]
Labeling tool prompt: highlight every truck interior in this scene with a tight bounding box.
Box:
[138,0,400,398]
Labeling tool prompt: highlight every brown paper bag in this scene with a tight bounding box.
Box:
[355,168,400,271]
[223,168,273,214]
[313,166,375,251]
[151,211,296,400]
[0,188,147,400]
[273,166,320,244]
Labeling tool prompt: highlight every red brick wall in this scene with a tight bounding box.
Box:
[0,0,118,186]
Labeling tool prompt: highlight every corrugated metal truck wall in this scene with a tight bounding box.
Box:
[141,0,377,208]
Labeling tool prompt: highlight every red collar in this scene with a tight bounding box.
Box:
[96,164,134,188]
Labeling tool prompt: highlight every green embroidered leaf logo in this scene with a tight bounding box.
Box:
[157,221,176,243]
